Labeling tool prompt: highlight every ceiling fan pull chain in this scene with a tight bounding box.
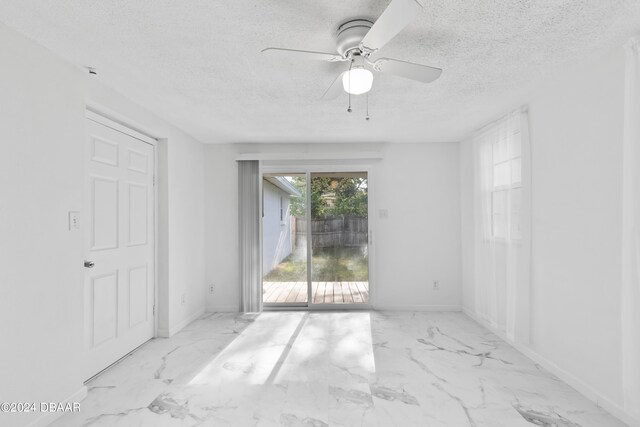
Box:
[366,92,370,121]
[347,59,353,113]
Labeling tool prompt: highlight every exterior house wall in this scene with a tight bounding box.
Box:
[262,180,293,276]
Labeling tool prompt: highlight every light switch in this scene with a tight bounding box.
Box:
[379,209,389,219]
[69,211,80,230]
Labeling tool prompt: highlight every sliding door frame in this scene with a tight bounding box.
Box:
[261,162,375,311]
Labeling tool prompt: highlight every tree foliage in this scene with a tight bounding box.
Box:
[289,176,368,219]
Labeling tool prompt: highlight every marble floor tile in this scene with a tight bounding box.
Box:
[51,311,627,427]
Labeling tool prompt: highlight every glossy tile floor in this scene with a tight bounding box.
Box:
[52,312,626,427]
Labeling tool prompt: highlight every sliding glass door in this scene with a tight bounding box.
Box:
[262,171,369,308]
[309,172,369,305]
[262,174,308,305]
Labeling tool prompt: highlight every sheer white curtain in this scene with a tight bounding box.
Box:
[622,36,640,419]
[472,108,531,343]
[238,160,262,313]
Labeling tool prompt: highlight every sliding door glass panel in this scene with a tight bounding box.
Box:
[262,174,308,305]
[310,172,369,304]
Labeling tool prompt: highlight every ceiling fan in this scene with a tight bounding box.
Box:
[262,0,442,99]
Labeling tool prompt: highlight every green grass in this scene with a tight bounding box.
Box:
[264,246,368,282]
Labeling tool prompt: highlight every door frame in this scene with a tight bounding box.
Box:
[260,162,376,311]
[84,109,159,342]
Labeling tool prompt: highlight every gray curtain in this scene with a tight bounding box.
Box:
[238,160,262,312]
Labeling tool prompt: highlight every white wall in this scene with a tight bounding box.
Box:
[461,45,631,422]
[528,45,625,405]
[204,144,240,311]
[459,140,475,312]
[0,22,86,427]
[0,22,206,426]
[262,180,292,275]
[204,142,462,311]
[164,135,206,334]
[374,143,462,310]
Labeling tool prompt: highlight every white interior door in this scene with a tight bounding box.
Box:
[83,118,155,380]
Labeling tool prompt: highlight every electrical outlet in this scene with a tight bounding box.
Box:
[209,284,215,294]
[433,280,440,290]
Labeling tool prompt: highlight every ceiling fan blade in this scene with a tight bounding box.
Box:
[373,57,442,83]
[261,47,345,62]
[322,72,347,99]
[359,0,422,53]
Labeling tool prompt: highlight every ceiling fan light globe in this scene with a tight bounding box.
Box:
[342,68,373,95]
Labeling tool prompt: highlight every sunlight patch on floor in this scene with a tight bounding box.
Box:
[188,312,376,387]
[188,312,307,386]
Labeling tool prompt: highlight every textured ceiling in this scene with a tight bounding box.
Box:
[1,1,639,143]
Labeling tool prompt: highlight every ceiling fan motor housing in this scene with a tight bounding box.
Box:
[336,19,373,57]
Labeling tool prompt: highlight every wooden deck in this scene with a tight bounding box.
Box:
[262,281,369,304]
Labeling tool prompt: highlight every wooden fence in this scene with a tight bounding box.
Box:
[294,216,368,248]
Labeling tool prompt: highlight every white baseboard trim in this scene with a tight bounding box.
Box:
[206,305,240,313]
[374,304,462,311]
[28,385,87,427]
[157,307,206,338]
[171,307,206,336]
[462,307,640,427]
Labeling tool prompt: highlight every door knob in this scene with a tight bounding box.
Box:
[84,260,95,268]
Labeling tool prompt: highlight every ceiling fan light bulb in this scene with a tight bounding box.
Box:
[342,67,373,95]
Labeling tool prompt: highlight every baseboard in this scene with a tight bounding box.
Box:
[157,307,206,338]
[206,305,239,313]
[374,304,462,311]
[462,307,640,427]
[206,304,459,313]
[172,307,206,335]
[28,385,87,427]
[156,326,170,338]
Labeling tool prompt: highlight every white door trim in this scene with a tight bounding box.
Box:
[85,110,157,146]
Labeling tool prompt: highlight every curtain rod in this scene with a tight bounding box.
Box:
[468,105,529,140]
